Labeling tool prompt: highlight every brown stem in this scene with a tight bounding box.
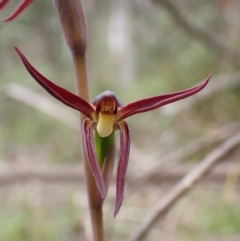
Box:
[52,0,105,240]
[73,54,105,241]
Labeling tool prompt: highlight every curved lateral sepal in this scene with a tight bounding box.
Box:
[118,75,211,121]
[2,0,33,21]
[0,0,10,10]
[82,119,106,199]
[114,121,130,217]
[15,47,94,119]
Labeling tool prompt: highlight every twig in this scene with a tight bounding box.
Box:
[0,166,84,185]
[151,0,240,63]
[124,131,240,241]
[4,83,78,130]
[0,163,239,186]
[130,121,240,186]
[139,162,240,185]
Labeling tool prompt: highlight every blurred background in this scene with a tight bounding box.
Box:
[0,0,240,240]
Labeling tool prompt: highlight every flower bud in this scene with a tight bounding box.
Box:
[53,0,88,54]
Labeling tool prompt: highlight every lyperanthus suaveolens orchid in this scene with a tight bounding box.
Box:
[15,47,211,216]
[0,0,33,21]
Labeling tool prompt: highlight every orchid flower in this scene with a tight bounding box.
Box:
[15,47,211,216]
[0,0,33,21]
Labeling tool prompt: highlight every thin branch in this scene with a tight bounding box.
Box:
[0,163,239,186]
[124,131,240,241]
[0,166,84,185]
[4,83,78,130]
[151,0,240,63]
[141,162,240,185]
[130,121,240,186]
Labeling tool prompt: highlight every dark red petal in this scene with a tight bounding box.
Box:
[15,47,94,119]
[114,121,130,217]
[2,0,33,21]
[83,119,106,198]
[118,75,211,121]
[0,0,10,10]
